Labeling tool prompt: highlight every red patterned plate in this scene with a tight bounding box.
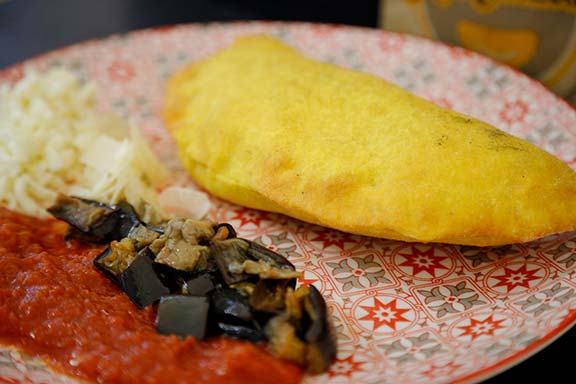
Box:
[1,22,575,384]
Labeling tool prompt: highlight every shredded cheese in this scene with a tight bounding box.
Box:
[0,68,208,220]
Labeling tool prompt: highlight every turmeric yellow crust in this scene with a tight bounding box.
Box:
[164,36,576,246]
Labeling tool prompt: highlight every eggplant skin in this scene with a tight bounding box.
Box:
[217,323,266,343]
[120,248,170,309]
[303,285,337,373]
[47,195,145,243]
[156,295,210,340]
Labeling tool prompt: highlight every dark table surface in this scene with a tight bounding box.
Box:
[1,0,574,382]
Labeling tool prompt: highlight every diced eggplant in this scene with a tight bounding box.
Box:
[181,219,215,244]
[127,224,161,249]
[217,323,266,343]
[114,201,145,239]
[265,315,306,366]
[182,274,216,296]
[212,223,237,240]
[93,247,120,285]
[93,238,138,285]
[120,248,170,309]
[246,241,296,271]
[155,295,210,340]
[155,239,211,272]
[48,195,120,243]
[210,239,251,285]
[210,287,253,324]
[302,285,337,374]
[48,196,147,243]
[241,259,302,281]
[250,279,289,314]
[245,241,299,288]
[151,263,190,294]
[264,285,337,373]
[150,218,215,273]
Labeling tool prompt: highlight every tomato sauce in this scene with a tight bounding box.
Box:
[0,208,302,384]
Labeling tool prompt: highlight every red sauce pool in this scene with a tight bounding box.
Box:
[0,208,302,384]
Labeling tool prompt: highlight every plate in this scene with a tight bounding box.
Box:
[1,21,575,384]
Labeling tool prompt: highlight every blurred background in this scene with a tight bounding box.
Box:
[0,0,574,382]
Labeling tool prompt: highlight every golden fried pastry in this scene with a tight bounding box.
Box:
[163,36,576,246]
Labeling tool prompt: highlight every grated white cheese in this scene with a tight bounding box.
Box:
[0,68,210,220]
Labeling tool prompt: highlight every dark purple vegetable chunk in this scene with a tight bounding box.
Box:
[210,238,251,285]
[210,287,253,324]
[250,279,290,314]
[120,248,170,309]
[93,247,121,285]
[114,201,147,239]
[182,274,216,296]
[47,195,157,244]
[212,223,237,240]
[303,285,337,373]
[48,195,120,243]
[156,295,210,339]
[247,241,296,272]
[216,323,266,342]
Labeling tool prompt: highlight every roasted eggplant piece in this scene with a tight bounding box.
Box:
[250,279,290,314]
[216,323,266,342]
[156,295,210,339]
[93,247,121,285]
[212,223,237,240]
[265,315,306,366]
[127,223,161,249]
[211,238,301,284]
[210,238,251,285]
[247,241,296,272]
[48,195,120,243]
[93,238,138,284]
[150,218,214,272]
[120,248,170,309]
[181,274,216,296]
[265,285,337,373]
[302,285,337,374]
[47,195,152,243]
[115,201,147,239]
[210,287,253,324]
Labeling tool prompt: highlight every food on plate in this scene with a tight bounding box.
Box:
[0,68,210,221]
[164,35,576,246]
[47,195,337,374]
[0,207,302,384]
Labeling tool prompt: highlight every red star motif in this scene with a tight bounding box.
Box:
[107,61,135,82]
[492,264,540,292]
[298,276,318,287]
[328,354,365,378]
[379,35,405,51]
[309,229,355,250]
[499,100,529,125]
[457,315,506,340]
[398,247,448,277]
[228,208,269,228]
[359,298,411,330]
[422,361,463,378]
